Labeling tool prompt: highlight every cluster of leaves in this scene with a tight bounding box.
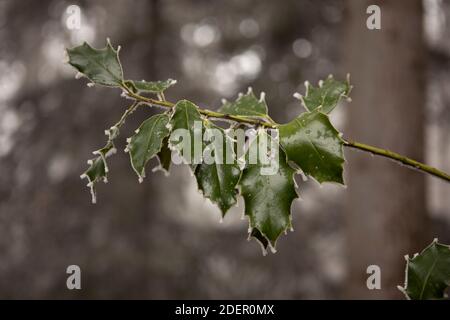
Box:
[399,239,450,300]
[67,39,351,253]
[67,39,450,299]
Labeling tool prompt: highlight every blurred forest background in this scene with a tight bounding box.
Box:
[0,0,449,299]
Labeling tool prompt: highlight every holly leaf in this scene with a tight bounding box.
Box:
[128,79,177,94]
[194,122,241,216]
[240,130,297,251]
[295,75,351,114]
[279,111,345,184]
[169,100,203,167]
[219,88,269,119]
[126,114,170,182]
[81,142,116,204]
[66,39,124,87]
[398,239,450,300]
[155,137,172,174]
[81,157,105,204]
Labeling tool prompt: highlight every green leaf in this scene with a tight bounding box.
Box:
[79,103,141,203]
[67,39,124,87]
[128,79,177,94]
[82,157,106,204]
[168,100,203,167]
[295,74,351,114]
[155,137,172,174]
[194,122,241,216]
[81,142,117,204]
[240,130,298,252]
[219,88,269,118]
[126,114,171,182]
[398,239,450,300]
[279,111,345,184]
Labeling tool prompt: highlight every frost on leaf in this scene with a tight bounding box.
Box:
[279,111,345,184]
[126,114,171,183]
[294,74,351,114]
[80,117,123,204]
[81,142,116,204]
[398,239,450,300]
[66,39,124,87]
[127,79,177,94]
[194,122,241,216]
[239,130,298,252]
[219,88,269,119]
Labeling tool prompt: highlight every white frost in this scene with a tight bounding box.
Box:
[293,92,302,100]
[299,171,308,182]
[63,50,70,64]
[268,243,277,254]
[259,91,266,103]
[105,147,117,157]
[89,187,97,204]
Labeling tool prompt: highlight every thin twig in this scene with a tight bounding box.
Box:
[343,140,450,182]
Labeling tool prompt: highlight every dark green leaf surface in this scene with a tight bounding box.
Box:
[84,156,106,183]
[156,137,172,174]
[279,111,345,184]
[127,114,170,182]
[194,122,241,216]
[129,79,177,94]
[169,100,203,167]
[67,39,123,87]
[219,88,269,118]
[399,239,450,300]
[297,75,351,114]
[250,228,269,252]
[240,130,297,249]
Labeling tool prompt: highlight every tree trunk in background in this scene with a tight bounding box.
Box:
[344,0,429,298]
